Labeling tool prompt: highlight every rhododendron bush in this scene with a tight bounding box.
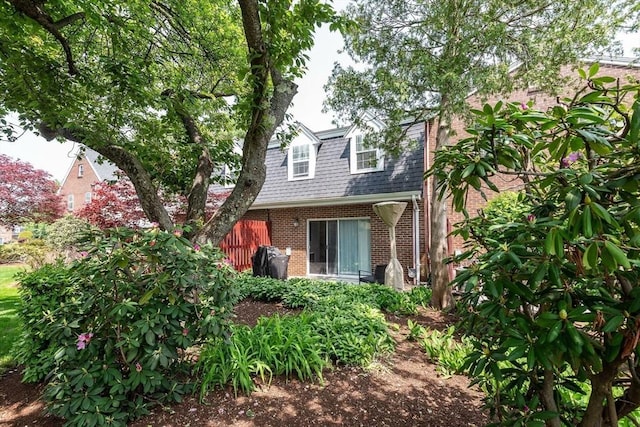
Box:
[430,67,640,425]
[15,226,237,426]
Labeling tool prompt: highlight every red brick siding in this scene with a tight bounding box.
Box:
[427,62,640,254]
[58,157,100,214]
[245,200,425,282]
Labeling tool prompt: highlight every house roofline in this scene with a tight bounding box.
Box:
[250,190,422,210]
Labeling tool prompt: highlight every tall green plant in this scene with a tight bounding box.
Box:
[16,226,237,426]
[431,67,640,425]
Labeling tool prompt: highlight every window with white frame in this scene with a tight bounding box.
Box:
[351,134,383,173]
[85,192,92,204]
[292,145,310,177]
[288,142,316,180]
[67,194,74,211]
[78,164,84,178]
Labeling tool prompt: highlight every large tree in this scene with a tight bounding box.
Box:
[0,0,338,243]
[325,0,632,309]
[0,154,64,226]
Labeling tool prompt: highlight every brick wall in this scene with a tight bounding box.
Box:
[245,200,425,282]
[58,156,100,214]
[427,62,640,253]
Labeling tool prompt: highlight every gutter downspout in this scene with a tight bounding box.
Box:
[423,120,431,277]
[412,195,421,286]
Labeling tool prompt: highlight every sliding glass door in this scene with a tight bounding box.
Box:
[308,218,370,276]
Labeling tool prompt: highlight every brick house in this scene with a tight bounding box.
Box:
[230,117,429,284]
[228,57,640,284]
[58,148,118,213]
[441,57,640,254]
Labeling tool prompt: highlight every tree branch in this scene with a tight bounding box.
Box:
[37,122,173,230]
[8,0,81,75]
[194,0,298,245]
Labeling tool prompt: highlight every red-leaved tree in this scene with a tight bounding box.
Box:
[78,175,232,229]
[77,178,146,229]
[0,154,64,226]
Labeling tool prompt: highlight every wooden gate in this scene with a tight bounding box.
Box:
[219,220,272,272]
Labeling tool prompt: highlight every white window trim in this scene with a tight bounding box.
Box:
[67,194,74,211]
[350,133,384,174]
[288,142,316,181]
[84,192,92,204]
[78,164,84,178]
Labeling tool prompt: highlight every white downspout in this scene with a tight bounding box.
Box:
[412,194,421,286]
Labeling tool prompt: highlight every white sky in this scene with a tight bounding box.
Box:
[0,3,638,182]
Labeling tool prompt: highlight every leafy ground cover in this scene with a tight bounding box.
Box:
[0,264,27,373]
[0,275,488,426]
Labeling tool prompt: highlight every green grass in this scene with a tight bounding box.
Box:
[0,264,28,373]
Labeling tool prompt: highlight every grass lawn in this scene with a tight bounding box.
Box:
[0,264,28,373]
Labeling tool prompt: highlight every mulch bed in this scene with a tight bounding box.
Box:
[0,299,489,426]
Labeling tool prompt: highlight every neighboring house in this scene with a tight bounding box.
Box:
[0,226,14,244]
[58,148,119,213]
[233,118,428,284]
[443,57,640,254]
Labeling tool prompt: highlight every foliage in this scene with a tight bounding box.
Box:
[0,264,25,373]
[325,0,631,309]
[419,326,472,377]
[77,178,147,229]
[0,154,64,227]
[0,240,51,269]
[199,275,432,396]
[44,215,97,259]
[236,275,428,315]
[199,312,327,396]
[15,227,237,426]
[432,69,640,425]
[0,0,340,245]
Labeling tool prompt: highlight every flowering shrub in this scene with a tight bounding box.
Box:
[431,67,640,425]
[15,226,237,426]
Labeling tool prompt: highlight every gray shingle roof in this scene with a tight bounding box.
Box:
[251,131,424,208]
[84,148,119,181]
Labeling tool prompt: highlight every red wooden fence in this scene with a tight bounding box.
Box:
[219,220,272,272]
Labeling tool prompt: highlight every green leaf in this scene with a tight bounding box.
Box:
[139,289,156,305]
[604,241,630,269]
[582,242,598,270]
[603,315,624,333]
[588,62,600,78]
[630,100,640,145]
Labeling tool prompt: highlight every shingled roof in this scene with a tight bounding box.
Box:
[83,148,119,181]
[250,124,425,209]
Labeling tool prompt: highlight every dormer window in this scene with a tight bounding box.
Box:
[287,124,319,181]
[350,134,384,173]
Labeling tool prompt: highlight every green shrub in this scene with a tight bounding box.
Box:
[199,312,326,396]
[198,278,403,397]
[44,215,97,262]
[419,326,472,377]
[15,227,237,426]
[239,275,422,315]
[0,240,51,268]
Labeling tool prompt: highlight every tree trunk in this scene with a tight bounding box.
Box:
[579,361,622,427]
[540,369,562,427]
[195,0,297,245]
[430,106,454,310]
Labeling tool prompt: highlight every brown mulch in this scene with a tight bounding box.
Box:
[0,299,489,426]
